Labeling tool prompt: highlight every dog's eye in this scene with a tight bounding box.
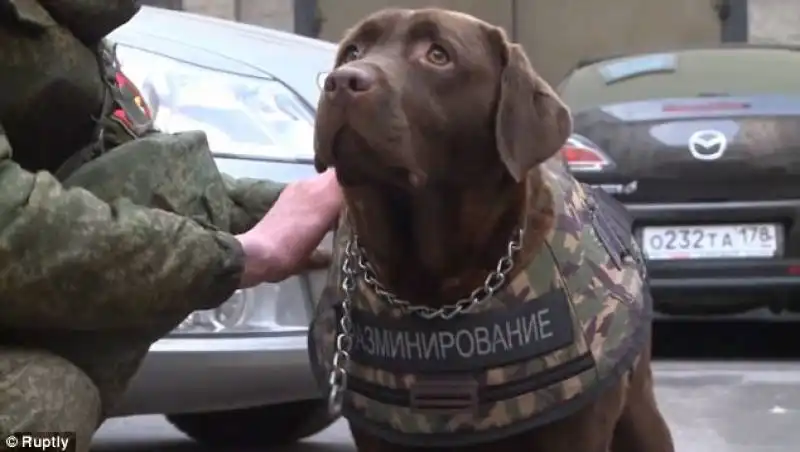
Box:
[341,45,361,63]
[425,44,451,66]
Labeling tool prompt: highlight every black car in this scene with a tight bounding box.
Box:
[556,45,800,318]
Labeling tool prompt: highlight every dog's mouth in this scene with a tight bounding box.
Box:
[330,126,369,166]
[330,126,425,188]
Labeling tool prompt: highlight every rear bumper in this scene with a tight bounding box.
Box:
[645,258,800,290]
[625,199,800,314]
[626,198,800,224]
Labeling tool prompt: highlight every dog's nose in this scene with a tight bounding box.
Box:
[323,66,375,99]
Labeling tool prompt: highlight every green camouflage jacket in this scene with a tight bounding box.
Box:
[308,158,651,447]
[0,0,285,413]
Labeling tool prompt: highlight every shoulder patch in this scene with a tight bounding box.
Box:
[109,69,153,137]
[99,43,154,138]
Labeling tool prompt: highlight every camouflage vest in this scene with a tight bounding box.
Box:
[308,158,652,447]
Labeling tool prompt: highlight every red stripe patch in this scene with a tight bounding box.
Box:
[109,70,153,137]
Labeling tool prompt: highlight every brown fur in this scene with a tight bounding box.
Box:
[314,8,674,452]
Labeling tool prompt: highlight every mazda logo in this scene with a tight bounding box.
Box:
[687,129,728,161]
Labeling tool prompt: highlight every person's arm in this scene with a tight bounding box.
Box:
[0,134,245,330]
[222,174,286,234]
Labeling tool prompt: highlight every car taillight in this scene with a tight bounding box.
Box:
[560,134,612,172]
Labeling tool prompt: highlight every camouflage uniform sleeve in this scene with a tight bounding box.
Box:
[222,173,287,234]
[0,133,245,330]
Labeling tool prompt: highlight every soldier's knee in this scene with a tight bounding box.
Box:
[0,348,101,452]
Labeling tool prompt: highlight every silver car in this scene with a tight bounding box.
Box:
[106,6,337,447]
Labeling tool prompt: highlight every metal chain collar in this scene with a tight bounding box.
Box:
[326,228,524,415]
[357,228,525,320]
[327,239,357,416]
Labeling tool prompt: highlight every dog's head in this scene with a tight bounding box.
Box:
[314,8,572,187]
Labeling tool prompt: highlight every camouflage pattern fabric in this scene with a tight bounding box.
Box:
[308,157,651,446]
[0,124,283,450]
[0,0,140,174]
[61,131,236,233]
[53,39,158,180]
[0,1,286,448]
[0,347,101,452]
[36,0,139,46]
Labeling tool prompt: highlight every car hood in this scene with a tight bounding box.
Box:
[108,6,336,107]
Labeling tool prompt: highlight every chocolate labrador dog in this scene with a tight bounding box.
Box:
[312,8,674,452]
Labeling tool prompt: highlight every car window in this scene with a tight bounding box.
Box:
[558,48,800,112]
[598,53,676,84]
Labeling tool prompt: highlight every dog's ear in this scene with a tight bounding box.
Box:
[489,29,573,182]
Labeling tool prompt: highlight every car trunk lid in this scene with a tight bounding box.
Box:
[572,96,800,202]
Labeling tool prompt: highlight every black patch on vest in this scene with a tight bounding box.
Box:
[345,289,574,373]
[340,286,654,448]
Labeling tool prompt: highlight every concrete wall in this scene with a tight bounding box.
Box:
[316,0,723,84]
[516,0,722,84]
[749,0,800,44]
[238,0,294,31]
[181,0,295,31]
[175,0,800,83]
[318,0,514,41]
[182,0,235,20]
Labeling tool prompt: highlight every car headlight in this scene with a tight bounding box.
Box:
[114,43,315,161]
[113,44,319,335]
[174,279,311,335]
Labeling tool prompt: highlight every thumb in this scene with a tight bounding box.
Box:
[303,248,333,271]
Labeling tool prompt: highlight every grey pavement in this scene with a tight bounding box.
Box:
[93,360,800,452]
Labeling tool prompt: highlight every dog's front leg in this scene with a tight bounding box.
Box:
[609,342,675,452]
[350,425,413,452]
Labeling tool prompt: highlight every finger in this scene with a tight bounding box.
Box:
[305,249,333,270]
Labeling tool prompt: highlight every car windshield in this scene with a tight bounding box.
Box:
[115,44,315,161]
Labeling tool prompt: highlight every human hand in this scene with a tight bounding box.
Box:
[303,248,334,272]
[235,169,342,288]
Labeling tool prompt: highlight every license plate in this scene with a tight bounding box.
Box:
[640,223,780,260]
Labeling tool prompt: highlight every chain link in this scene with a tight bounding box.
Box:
[357,227,524,320]
[326,240,357,416]
[326,227,524,415]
